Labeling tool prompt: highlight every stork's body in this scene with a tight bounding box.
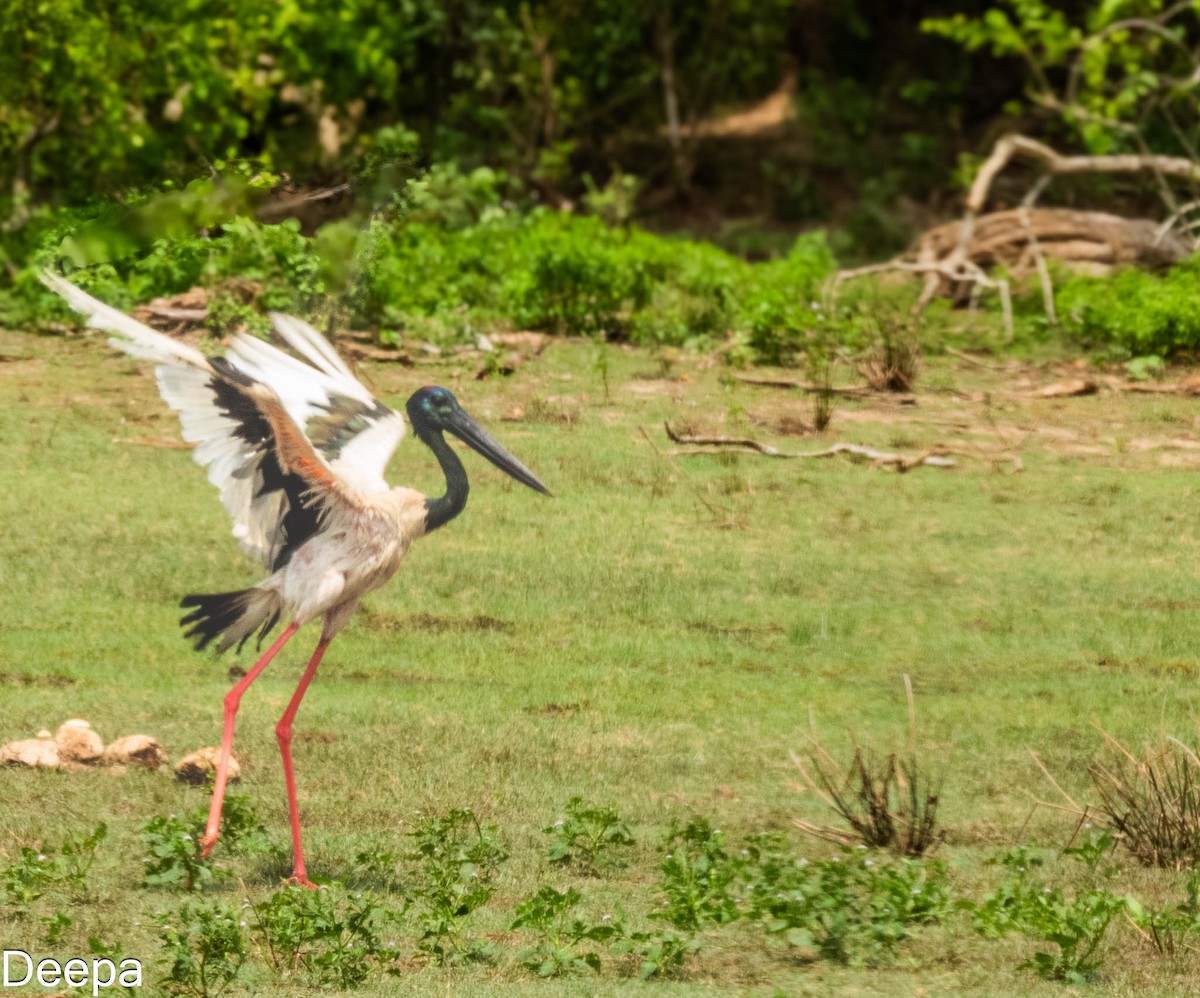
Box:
[42,272,550,887]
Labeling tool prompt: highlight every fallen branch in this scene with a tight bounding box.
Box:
[831,253,1014,340]
[829,132,1199,336]
[733,374,915,403]
[944,346,1005,370]
[663,423,956,470]
[965,133,1200,216]
[1031,379,1099,399]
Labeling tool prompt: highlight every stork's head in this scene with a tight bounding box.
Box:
[406,386,551,495]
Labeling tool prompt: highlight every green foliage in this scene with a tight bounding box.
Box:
[405,808,508,965]
[1056,258,1200,359]
[653,818,742,932]
[1130,868,1200,957]
[510,886,621,976]
[611,926,699,981]
[158,900,248,998]
[0,823,106,912]
[349,844,403,893]
[248,886,399,988]
[741,835,951,966]
[140,815,214,892]
[924,1,1200,160]
[0,0,796,217]
[139,791,270,891]
[971,839,1134,984]
[544,796,635,871]
[20,200,837,361]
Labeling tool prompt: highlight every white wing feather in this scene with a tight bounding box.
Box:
[41,271,407,563]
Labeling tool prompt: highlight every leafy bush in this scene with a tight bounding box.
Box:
[652,818,742,932]
[158,900,248,998]
[741,835,950,966]
[248,886,399,988]
[18,197,838,361]
[510,886,622,977]
[405,808,508,965]
[971,840,1133,984]
[544,796,635,872]
[139,790,271,890]
[1057,260,1200,359]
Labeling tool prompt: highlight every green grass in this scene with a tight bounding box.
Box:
[5,330,1200,993]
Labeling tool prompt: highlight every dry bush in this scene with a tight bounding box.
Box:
[855,311,921,393]
[790,742,945,856]
[1089,732,1200,870]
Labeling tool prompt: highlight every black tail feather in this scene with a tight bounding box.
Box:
[180,588,281,654]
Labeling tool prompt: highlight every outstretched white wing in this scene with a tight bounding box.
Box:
[41,271,405,569]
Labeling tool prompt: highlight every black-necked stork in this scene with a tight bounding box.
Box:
[42,271,550,888]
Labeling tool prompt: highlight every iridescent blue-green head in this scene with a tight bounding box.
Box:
[405,386,551,496]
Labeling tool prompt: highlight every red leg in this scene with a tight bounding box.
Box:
[275,637,330,888]
[199,622,299,858]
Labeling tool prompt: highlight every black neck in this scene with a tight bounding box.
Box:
[420,427,469,533]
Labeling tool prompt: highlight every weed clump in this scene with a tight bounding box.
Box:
[970,834,1132,985]
[406,808,508,965]
[1089,733,1200,870]
[791,745,945,856]
[544,796,635,872]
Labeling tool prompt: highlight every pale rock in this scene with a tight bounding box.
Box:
[55,719,104,764]
[103,734,169,770]
[175,747,239,785]
[0,738,61,768]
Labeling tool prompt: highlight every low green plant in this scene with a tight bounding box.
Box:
[1,822,106,912]
[140,790,269,890]
[41,911,71,944]
[406,808,508,965]
[544,796,635,872]
[349,844,403,893]
[510,885,622,977]
[88,937,142,997]
[140,815,213,891]
[971,843,1133,984]
[653,818,742,932]
[158,900,248,998]
[741,835,950,966]
[611,927,698,980]
[1130,868,1200,957]
[248,885,399,988]
[1056,260,1200,359]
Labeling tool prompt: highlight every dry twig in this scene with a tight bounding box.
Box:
[663,423,956,470]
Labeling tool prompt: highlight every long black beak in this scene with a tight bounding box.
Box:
[446,410,552,495]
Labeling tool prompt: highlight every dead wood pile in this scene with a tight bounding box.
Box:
[917,208,1189,284]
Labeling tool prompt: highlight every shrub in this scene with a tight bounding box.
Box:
[248,886,399,988]
[791,744,945,856]
[158,900,248,998]
[405,808,508,965]
[510,886,622,977]
[544,796,635,872]
[1057,259,1200,359]
[1089,733,1200,870]
[971,842,1133,984]
[741,835,950,965]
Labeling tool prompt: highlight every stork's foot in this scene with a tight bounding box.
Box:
[285,873,319,891]
[199,832,218,859]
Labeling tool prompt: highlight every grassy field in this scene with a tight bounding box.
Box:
[5,328,1200,994]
